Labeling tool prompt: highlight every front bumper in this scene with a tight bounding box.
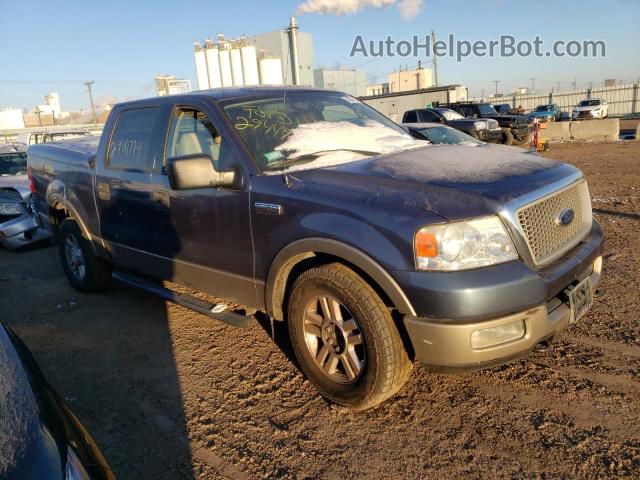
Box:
[404,255,602,370]
[395,221,604,370]
[478,129,503,143]
[0,212,53,249]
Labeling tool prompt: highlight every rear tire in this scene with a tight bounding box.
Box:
[58,219,111,293]
[287,263,412,410]
[501,128,514,145]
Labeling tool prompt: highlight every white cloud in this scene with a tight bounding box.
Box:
[397,0,424,20]
[295,0,423,20]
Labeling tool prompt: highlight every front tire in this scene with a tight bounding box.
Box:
[501,128,514,145]
[58,219,111,292]
[512,132,532,146]
[287,263,412,410]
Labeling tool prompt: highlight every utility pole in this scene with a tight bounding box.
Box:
[431,31,439,87]
[555,81,561,93]
[493,80,500,96]
[530,77,536,93]
[84,81,97,126]
[571,78,577,90]
[481,89,485,100]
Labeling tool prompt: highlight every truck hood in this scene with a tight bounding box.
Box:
[0,175,30,201]
[292,144,578,221]
[528,111,555,117]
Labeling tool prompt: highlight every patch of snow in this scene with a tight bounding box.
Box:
[369,144,560,184]
[267,120,425,174]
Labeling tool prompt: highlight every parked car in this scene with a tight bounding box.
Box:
[29,87,604,410]
[493,103,511,114]
[402,108,502,143]
[0,143,53,249]
[15,129,92,146]
[445,102,532,146]
[572,99,609,120]
[527,104,563,122]
[0,323,115,479]
[402,122,484,145]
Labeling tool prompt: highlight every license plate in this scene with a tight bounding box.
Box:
[565,276,593,323]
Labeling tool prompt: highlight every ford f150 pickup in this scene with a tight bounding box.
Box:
[28,87,604,409]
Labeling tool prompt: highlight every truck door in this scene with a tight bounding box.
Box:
[95,106,162,267]
[146,103,256,307]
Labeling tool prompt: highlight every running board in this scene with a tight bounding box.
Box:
[112,271,252,329]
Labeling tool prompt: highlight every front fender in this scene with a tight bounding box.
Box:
[265,237,417,321]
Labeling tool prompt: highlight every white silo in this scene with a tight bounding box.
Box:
[218,47,233,87]
[230,47,244,86]
[193,43,210,90]
[259,57,284,85]
[241,45,259,85]
[205,43,222,89]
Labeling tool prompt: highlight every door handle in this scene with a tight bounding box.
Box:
[97,183,110,201]
[151,190,170,208]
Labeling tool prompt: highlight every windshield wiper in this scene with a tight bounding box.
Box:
[272,148,381,170]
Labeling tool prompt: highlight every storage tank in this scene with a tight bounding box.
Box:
[218,48,233,87]
[259,57,284,85]
[193,44,210,90]
[241,46,259,85]
[230,47,244,86]
[205,46,222,89]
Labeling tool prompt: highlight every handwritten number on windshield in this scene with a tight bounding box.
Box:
[234,106,293,140]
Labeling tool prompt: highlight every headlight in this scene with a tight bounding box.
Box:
[0,202,24,216]
[414,216,518,271]
[473,120,488,130]
[66,447,90,479]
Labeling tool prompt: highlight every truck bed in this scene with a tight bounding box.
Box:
[28,135,101,168]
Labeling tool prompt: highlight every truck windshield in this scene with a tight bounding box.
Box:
[222,91,424,173]
[439,109,465,121]
[478,104,498,115]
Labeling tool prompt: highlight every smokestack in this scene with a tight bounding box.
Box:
[287,16,300,85]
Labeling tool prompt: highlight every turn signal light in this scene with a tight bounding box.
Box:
[415,230,437,258]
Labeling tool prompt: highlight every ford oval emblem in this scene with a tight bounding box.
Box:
[557,208,575,226]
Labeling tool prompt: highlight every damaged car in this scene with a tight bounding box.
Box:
[0,143,53,249]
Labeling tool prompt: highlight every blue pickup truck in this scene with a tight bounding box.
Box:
[28,87,604,409]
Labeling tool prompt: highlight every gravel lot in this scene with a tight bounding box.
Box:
[1,141,639,479]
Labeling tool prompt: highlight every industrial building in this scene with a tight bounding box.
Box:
[359,85,468,122]
[366,83,390,96]
[388,67,433,93]
[155,75,192,96]
[313,69,367,96]
[193,17,313,90]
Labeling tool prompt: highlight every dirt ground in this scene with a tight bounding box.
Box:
[1,141,639,479]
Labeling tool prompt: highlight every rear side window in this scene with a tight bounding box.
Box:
[107,107,159,171]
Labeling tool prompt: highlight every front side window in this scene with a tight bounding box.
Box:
[107,107,159,172]
[165,108,234,171]
[478,104,498,115]
[418,110,439,122]
[222,91,423,174]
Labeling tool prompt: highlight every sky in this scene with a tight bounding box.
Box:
[1,0,639,112]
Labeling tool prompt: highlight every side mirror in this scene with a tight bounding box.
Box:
[166,154,238,190]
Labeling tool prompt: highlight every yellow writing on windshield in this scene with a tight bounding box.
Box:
[234,106,293,140]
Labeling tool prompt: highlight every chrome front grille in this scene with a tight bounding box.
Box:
[516,181,592,266]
